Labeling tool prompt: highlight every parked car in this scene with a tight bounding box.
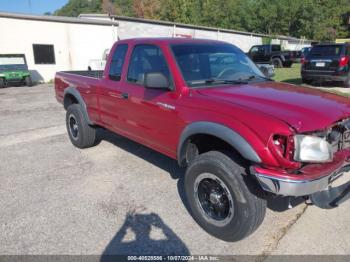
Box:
[247,44,294,68]
[301,43,350,87]
[55,38,350,242]
[0,54,32,88]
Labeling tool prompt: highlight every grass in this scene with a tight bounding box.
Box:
[273,63,303,85]
[272,63,350,98]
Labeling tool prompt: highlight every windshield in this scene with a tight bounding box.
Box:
[0,56,27,71]
[171,43,265,87]
[309,45,343,57]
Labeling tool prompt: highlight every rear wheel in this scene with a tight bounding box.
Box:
[185,151,267,242]
[0,78,4,88]
[66,104,97,148]
[272,58,283,68]
[24,76,32,87]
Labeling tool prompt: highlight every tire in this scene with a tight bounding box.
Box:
[184,151,267,242]
[66,104,97,148]
[0,78,4,88]
[24,76,32,87]
[272,58,283,68]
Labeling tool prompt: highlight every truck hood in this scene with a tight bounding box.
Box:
[197,81,350,132]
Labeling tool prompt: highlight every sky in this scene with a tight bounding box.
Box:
[0,0,68,15]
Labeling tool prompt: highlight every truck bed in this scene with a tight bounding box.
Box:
[61,70,104,79]
[55,70,104,104]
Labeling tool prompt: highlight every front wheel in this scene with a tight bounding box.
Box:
[0,78,4,88]
[24,76,32,87]
[184,151,266,242]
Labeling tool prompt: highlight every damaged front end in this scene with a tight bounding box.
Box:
[252,118,350,209]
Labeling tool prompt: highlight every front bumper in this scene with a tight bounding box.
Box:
[251,149,350,197]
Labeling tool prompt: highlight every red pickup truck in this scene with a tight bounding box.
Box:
[55,38,350,241]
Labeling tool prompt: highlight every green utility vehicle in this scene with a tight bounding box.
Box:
[0,54,32,88]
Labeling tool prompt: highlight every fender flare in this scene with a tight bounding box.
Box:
[63,87,93,125]
[177,121,261,166]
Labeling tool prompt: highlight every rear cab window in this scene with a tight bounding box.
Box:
[109,44,128,81]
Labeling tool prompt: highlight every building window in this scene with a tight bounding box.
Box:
[33,44,55,64]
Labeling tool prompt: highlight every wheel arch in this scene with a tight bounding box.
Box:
[271,55,284,62]
[177,121,261,167]
[63,87,93,125]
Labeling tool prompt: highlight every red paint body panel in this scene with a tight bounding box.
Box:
[55,38,350,185]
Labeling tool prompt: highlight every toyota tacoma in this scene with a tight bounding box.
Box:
[55,38,350,241]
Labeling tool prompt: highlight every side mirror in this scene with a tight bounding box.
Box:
[144,72,170,90]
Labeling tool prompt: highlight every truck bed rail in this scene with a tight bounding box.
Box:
[61,70,103,79]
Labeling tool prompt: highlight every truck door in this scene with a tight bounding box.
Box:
[98,43,130,132]
[116,44,180,157]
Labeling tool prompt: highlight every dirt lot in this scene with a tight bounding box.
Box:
[0,84,349,258]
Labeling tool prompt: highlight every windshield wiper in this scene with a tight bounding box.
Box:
[189,78,248,86]
[246,75,273,81]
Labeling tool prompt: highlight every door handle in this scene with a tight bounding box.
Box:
[108,91,128,100]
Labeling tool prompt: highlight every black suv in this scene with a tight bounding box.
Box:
[301,43,350,87]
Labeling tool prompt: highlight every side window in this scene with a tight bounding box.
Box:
[271,45,280,52]
[261,46,269,53]
[127,45,170,85]
[109,44,128,81]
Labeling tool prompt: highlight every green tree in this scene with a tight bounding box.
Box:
[53,0,350,41]
[54,0,102,17]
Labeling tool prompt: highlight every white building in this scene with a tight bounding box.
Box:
[0,12,312,82]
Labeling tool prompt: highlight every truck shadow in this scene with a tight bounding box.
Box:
[100,212,190,261]
[96,128,304,214]
[266,195,305,212]
[96,128,191,212]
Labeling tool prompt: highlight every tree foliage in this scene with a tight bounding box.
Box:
[54,0,350,41]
